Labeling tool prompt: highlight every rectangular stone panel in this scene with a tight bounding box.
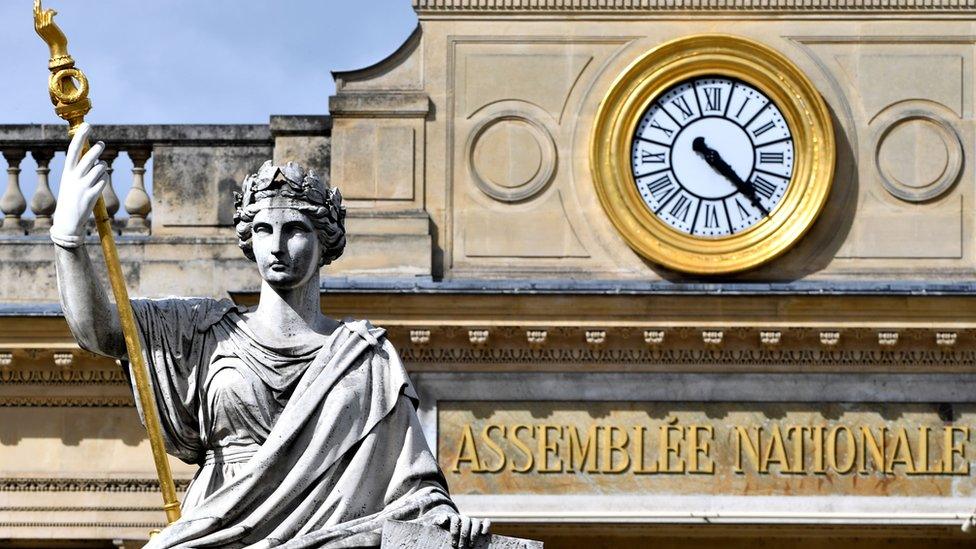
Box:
[439,401,976,498]
[331,120,417,202]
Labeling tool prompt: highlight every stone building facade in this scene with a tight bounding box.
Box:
[3,1,976,547]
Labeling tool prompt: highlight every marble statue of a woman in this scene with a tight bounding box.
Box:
[53,123,489,548]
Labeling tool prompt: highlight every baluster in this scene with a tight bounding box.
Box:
[124,148,151,232]
[100,148,120,228]
[29,149,56,232]
[1,149,27,234]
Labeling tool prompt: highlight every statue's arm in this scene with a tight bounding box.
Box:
[55,245,124,359]
[52,122,124,359]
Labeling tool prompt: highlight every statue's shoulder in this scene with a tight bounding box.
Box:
[339,318,418,403]
[339,318,390,349]
[132,296,243,333]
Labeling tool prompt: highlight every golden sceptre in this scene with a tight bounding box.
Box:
[33,0,181,525]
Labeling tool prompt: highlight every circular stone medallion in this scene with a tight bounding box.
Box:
[467,112,557,202]
[875,113,962,202]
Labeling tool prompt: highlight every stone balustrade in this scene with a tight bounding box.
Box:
[0,116,434,303]
[0,123,282,236]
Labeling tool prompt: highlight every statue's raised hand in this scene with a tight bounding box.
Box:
[51,123,107,248]
[429,512,491,548]
[33,0,69,59]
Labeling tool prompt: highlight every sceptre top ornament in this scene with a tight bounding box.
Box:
[33,0,91,132]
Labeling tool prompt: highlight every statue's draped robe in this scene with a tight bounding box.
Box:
[125,298,457,548]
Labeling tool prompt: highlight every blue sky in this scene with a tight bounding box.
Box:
[2,1,419,123]
[0,1,418,207]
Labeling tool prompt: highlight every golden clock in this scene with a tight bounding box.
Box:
[591,35,835,275]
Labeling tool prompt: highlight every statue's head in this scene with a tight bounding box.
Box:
[234,161,345,288]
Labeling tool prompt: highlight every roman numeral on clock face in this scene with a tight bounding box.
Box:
[641,150,666,164]
[703,87,722,112]
[670,95,695,120]
[668,193,692,222]
[752,120,776,138]
[645,173,676,203]
[752,175,778,200]
[649,118,674,138]
[760,152,784,164]
[703,202,720,228]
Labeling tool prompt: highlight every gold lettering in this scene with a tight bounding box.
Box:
[859,426,886,474]
[786,426,807,474]
[887,426,916,474]
[828,425,855,473]
[658,423,685,473]
[942,426,969,475]
[566,425,599,473]
[914,426,930,474]
[688,425,714,474]
[811,426,826,474]
[537,425,563,473]
[481,424,506,473]
[735,426,762,473]
[508,424,534,473]
[633,426,658,474]
[761,424,790,473]
[602,425,630,474]
[452,424,484,473]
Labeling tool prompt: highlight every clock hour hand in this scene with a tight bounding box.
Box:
[692,137,770,217]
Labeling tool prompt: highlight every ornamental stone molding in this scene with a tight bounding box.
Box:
[643,330,665,345]
[870,101,963,203]
[0,396,134,407]
[584,330,607,345]
[2,326,976,380]
[468,329,489,345]
[0,477,190,493]
[409,329,431,345]
[466,110,557,203]
[412,0,976,12]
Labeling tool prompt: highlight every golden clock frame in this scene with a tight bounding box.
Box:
[591,34,835,275]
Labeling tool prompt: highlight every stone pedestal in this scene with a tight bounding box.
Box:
[381,520,542,549]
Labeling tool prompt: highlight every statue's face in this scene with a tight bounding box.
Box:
[251,208,320,289]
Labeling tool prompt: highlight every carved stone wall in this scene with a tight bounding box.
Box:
[330,10,976,281]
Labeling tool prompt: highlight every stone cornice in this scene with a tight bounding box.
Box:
[2,326,973,379]
[391,326,976,372]
[413,0,976,13]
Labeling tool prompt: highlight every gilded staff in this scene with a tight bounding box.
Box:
[33,0,181,525]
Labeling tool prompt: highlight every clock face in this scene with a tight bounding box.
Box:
[630,76,795,237]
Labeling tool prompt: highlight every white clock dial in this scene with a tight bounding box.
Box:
[630,76,795,237]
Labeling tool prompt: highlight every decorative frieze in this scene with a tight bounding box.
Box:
[526,329,548,345]
[409,329,431,345]
[819,331,840,346]
[584,330,606,345]
[878,331,900,346]
[0,477,190,493]
[52,351,73,368]
[0,366,125,385]
[413,0,976,12]
[0,396,134,407]
[2,327,975,382]
[644,330,665,345]
[702,330,724,345]
[468,329,489,345]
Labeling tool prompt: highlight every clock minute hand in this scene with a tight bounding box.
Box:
[692,137,769,217]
